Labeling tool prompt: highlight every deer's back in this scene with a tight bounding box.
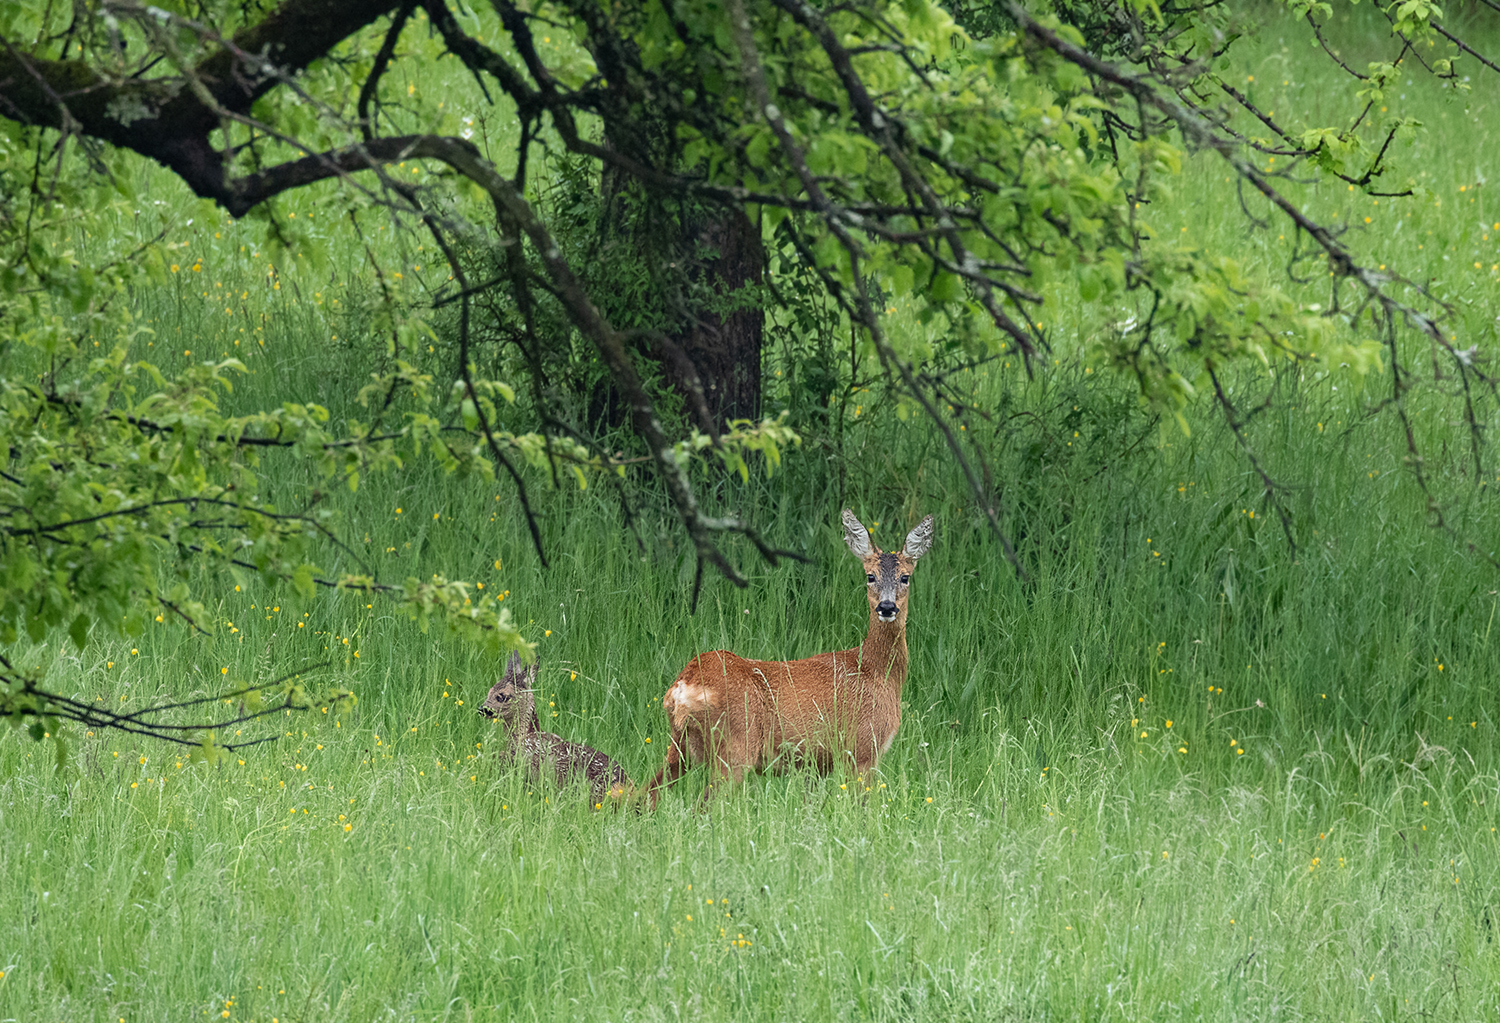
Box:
[505,730,632,801]
[667,647,888,744]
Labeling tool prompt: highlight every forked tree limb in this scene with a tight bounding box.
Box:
[0,666,346,752]
[357,134,781,585]
[1014,5,1500,558]
[1,3,782,582]
[358,1,416,141]
[772,0,1042,364]
[727,0,1028,578]
[1013,10,1457,355]
[0,0,401,207]
[421,215,551,568]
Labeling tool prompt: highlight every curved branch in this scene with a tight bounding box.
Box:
[0,0,401,207]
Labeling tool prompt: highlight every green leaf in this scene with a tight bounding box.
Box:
[1078,266,1102,303]
[889,263,915,297]
[930,271,961,303]
[291,564,317,601]
[69,613,90,650]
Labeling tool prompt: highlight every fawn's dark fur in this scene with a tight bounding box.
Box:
[479,652,632,806]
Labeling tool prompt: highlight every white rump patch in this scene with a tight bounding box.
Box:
[667,681,716,717]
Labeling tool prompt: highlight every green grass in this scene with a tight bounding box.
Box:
[8,5,1500,1020]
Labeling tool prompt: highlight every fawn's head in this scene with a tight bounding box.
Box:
[479,650,537,727]
[842,510,935,625]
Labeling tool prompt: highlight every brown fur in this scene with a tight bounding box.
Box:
[647,509,934,806]
[479,653,633,806]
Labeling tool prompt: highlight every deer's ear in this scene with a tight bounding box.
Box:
[842,509,872,558]
[524,663,538,689]
[903,515,935,561]
[502,649,524,682]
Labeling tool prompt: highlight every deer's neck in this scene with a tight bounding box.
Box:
[505,703,541,747]
[858,615,908,692]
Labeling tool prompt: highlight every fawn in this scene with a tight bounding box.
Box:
[479,652,633,807]
[646,509,934,806]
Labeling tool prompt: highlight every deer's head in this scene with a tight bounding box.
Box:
[479,650,537,727]
[842,510,934,625]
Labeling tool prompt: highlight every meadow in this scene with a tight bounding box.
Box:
[6,5,1500,1021]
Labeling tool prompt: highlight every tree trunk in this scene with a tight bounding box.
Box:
[586,195,765,435]
[587,101,764,434]
[668,207,764,427]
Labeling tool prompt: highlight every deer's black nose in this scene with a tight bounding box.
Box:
[478,705,495,719]
[876,600,898,619]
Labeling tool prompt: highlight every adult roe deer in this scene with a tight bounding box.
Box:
[646,509,934,806]
[479,652,633,807]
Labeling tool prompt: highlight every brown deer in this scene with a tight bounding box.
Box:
[479,652,633,807]
[646,509,934,806]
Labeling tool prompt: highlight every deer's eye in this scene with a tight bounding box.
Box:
[900,574,910,585]
[867,573,876,583]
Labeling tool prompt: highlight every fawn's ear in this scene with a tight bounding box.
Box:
[842,509,872,557]
[502,649,524,683]
[523,662,538,690]
[903,514,935,561]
